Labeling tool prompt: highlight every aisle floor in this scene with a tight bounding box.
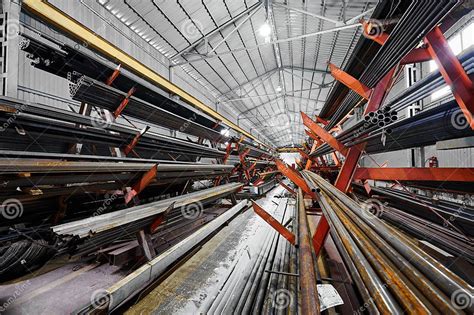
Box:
[126,186,289,314]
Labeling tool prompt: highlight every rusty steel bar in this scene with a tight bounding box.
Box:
[307,171,474,314]
[297,188,320,314]
[325,191,461,314]
[323,195,437,314]
[315,189,402,314]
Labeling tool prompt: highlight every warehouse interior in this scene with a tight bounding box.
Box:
[0,0,473,314]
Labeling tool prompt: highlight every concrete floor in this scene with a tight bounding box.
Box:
[126,186,289,315]
[0,259,126,314]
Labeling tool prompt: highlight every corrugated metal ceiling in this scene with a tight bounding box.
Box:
[97,0,377,147]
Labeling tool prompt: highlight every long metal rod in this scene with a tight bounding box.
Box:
[296,188,320,314]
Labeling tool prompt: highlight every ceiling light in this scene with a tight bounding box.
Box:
[220,129,230,136]
[259,21,272,37]
[276,85,282,92]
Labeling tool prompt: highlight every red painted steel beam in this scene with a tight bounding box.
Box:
[312,216,330,256]
[279,180,296,196]
[297,148,310,160]
[305,140,319,170]
[305,129,319,141]
[302,112,348,156]
[105,64,121,86]
[331,152,341,167]
[334,66,398,192]
[275,159,315,198]
[354,167,474,182]
[316,116,329,125]
[114,86,136,118]
[312,67,398,256]
[123,126,150,156]
[125,164,157,204]
[252,201,296,245]
[328,63,372,100]
[425,26,474,129]
[401,47,432,65]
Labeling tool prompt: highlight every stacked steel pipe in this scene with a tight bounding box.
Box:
[303,171,474,314]
[200,197,297,314]
[312,48,474,157]
[325,0,461,130]
[353,184,474,263]
[69,75,225,142]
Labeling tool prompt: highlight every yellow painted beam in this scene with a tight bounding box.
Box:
[277,147,301,153]
[22,0,266,146]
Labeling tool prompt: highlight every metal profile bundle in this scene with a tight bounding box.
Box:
[310,48,473,157]
[304,171,474,314]
[325,0,461,129]
[19,33,226,134]
[354,184,474,236]
[70,75,225,142]
[201,198,297,314]
[311,98,474,158]
[92,199,249,312]
[0,160,234,198]
[0,96,223,160]
[51,182,242,238]
[318,0,405,119]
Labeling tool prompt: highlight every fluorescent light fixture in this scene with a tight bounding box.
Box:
[259,21,272,37]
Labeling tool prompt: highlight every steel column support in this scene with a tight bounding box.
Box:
[275,159,315,198]
[124,164,157,204]
[301,112,348,156]
[251,201,296,245]
[312,66,397,256]
[328,63,372,100]
[425,26,474,129]
[354,167,474,182]
[105,64,121,86]
[123,126,150,156]
[113,86,136,118]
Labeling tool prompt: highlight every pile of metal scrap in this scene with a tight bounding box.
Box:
[303,171,474,314]
[0,183,243,282]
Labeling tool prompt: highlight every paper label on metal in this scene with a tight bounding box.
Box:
[317,284,344,311]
